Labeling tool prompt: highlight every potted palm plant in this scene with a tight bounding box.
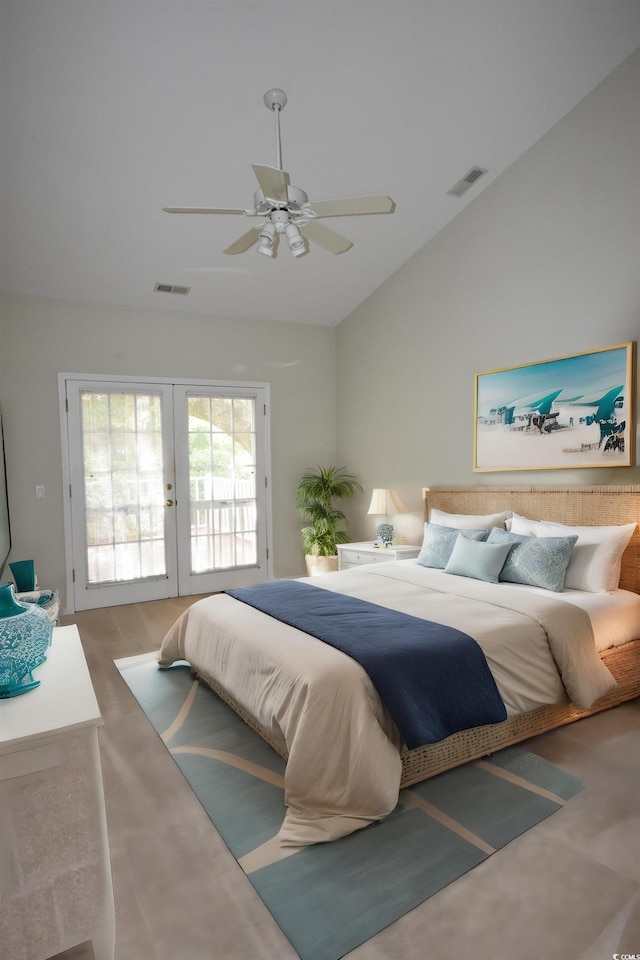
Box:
[296,466,362,576]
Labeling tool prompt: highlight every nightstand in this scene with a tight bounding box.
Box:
[337,541,421,570]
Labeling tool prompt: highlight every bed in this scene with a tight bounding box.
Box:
[158,484,640,847]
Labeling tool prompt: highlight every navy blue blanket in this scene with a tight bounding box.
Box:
[226,580,507,749]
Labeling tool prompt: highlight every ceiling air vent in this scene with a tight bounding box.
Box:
[154,283,191,295]
[446,166,488,199]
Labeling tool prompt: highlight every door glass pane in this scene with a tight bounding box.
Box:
[187,395,257,573]
[81,391,167,585]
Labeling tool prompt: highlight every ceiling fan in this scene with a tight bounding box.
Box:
[163,89,395,259]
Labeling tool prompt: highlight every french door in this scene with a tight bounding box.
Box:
[63,377,271,611]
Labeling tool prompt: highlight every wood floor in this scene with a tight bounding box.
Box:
[49,597,640,960]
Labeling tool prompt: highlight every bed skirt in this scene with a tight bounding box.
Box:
[191,637,640,789]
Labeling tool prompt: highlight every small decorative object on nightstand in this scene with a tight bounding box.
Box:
[367,489,404,545]
[337,541,421,570]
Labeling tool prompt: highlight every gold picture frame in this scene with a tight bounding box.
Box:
[474,341,635,472]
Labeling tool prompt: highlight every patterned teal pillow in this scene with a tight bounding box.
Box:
[487,527,578,592]
[444,534,513,583]
[417,523,489,569]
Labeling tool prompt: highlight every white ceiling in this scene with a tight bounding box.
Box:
[1,2,639,327]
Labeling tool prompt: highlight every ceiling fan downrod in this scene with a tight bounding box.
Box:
[263,88,288,171]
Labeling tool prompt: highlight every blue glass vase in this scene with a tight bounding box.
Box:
[0,582,53,698]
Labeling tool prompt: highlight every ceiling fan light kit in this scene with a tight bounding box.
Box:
[257,221,276,255]
[163,89,395,260]
[285,223,306,256]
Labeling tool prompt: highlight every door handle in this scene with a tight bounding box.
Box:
[166,499,174,507]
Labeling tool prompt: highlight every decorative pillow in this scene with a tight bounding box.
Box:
[508,516,636,593]
[444,534,513,584]
[430,508,511,530]
[416,523,489,569]
[487,527,578,592]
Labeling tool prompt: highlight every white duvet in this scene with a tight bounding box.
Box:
[157,560,618,846]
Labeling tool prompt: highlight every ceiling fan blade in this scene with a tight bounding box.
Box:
[299,220,353,255]
[252,164,289,204]
[163,206,249,215]
[307,195,396,218]
[223,226,262,255]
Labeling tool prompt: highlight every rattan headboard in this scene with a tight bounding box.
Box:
[422,485,640,593]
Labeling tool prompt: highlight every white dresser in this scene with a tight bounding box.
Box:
[337,541,421,570]
[0,624,115,960]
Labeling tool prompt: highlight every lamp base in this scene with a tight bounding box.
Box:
[376,522,394,545]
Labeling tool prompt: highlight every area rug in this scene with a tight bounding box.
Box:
[116,652,584,960]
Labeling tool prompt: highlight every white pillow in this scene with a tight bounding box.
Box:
[507,513,543,535]
[430,508,511,530]
[509,514,635,593]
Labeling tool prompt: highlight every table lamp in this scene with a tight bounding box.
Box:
[367,488,403,545]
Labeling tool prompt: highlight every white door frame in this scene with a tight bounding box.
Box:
[58,373,273,614]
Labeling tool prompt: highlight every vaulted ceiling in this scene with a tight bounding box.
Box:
[1,2,639,325]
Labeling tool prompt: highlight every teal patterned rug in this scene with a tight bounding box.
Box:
[116,653,583,960]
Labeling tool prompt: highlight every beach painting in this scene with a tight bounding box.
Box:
[474,342,634,472]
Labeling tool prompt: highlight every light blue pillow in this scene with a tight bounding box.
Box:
[444,533,513,583]
[487,527,578,592]
[416,523,489,569]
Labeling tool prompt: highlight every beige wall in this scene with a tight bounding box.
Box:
[0,293,337,605]
[337,49,640,545]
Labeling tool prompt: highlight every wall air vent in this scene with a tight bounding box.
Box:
[154,283,191,295]
[446,166,488,198]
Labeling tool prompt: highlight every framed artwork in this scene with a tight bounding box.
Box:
[474,341,635,472]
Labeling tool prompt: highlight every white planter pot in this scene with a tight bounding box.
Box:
[304,555,339,576]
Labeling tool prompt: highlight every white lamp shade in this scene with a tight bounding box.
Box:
[367,488,403,516]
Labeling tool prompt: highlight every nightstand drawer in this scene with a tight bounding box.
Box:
[339,549,391,566]
[339,550,370,566]
[369,550,396,563]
